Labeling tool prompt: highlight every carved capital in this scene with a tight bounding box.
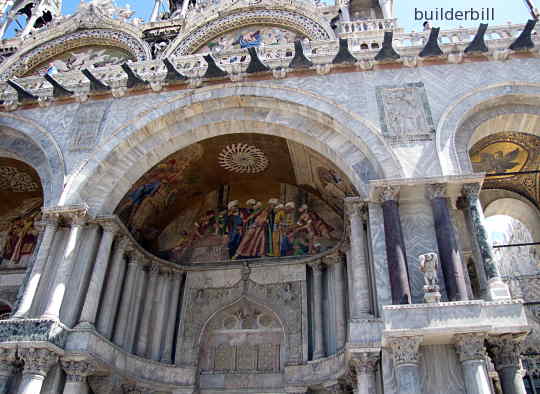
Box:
[377,185,400,202]
[487,333,527,371]
[19,347,58,376]
[425,183,447,200]
[462,183,481,198]
[308,262,324,275]
[61,359,97,382]
[101,221,120,235]
[351,351,380,374]
[0,347,17,374]
[323,253,342,266]
[344,197,367,218]
[117,235,130,251]
[41,212,61,228]
[389,336,423,367]
[454,333,487,362]
[149,263,160,275]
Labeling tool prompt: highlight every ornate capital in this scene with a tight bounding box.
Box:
[487,333,527,371]
[425,183,447,200]
[454,333,487,362]
[149,263,160,275]
[101,221,120,235]
[462,183,481,198]
[377,186,400,202]
[389,336,423,367]
[19,347,58,376]
[322,381,342,393]
[61,359,97,382]
[308,262,324,275]
[344,197,367,218]
[0,347,17,374]
[323,253,342,266]
[117,235,130,251]
[351,351,380,374]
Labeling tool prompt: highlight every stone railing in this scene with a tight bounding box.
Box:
[338,18,398,35]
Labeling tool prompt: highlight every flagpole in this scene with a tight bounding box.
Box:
[523,0,539,20]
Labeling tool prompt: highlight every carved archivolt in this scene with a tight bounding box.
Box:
[171,9,333,56]
[0,29,149,79]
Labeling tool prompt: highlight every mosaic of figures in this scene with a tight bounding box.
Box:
[0,198,41,265]
[26,46,133,76]
[196,25,303,54]
[115,136,347,264]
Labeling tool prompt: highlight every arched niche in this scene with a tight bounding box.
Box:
[114,133,355,263]
[198,298,286,377]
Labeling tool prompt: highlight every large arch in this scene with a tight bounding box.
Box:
[0,113,64,207]
[436,82,540,176]
[61,83,401,214]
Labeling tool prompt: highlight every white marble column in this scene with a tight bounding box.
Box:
[17,347,58,394]
[161,271,183,364]
[0,348,16,394]
[345,198,372,319]
[309,262,325,360]
[351,352,380,394]
[136,263,159,357]
[378,0,394,18]
[61,360,96,394]
[149,270,171,361]
[13,214,59,319]
[389,336,423,394]
[113,251,140,348]
[42,211,88,320]
[324,253,346,351]
[150,0,162,21]
[78,222,119,328]
[96,237,129,338]
[125,261,146,353]
[487,333,528,394]
[454,333,492,394]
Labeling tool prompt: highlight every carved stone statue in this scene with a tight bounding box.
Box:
[419,252,441,303]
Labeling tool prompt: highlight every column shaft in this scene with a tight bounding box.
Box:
[380,187,411,305]
[149,271,171,360]
[462,184,510,301]
[17,348,57,394]
[112,256,139,347]
[42,213,87,319]
[78,223,118,326]
[346,198,372,317]
[136,264,159,356]
[428,185,468,301]
[333,261,346,350]
[96,238,128,338]
[150,0,161,20]
[13,217,58,318]
[161,272,183,364]
[310,262,325,360]
[125,263,145,353]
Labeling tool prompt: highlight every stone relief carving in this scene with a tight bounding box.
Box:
[454,333,487,362]
[389,336,423,367]
[419,252,441,303]
[376,82,435,144]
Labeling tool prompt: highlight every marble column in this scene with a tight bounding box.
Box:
[309,262,325,360]
[454,333,492,394]
[125,261,145,353]
[136,263,159,357]
[345,198,372,318]
[351,352,379,394]
[13,214,59,319]
[324,253,346,351]
[0,348,16,394]
[379,186,411,305]
[389,336,423,394]
[149,270,170,361]
[96,237,129,338]
[161,271,183,364]
[462,184,511,301]
[78,222,119,328]
[42,211,88,319]
[487,334,528,394]
[61,360,96,394]
[426,184,468,301]
[150,0,162,21]
[113,251,140,348]
[17,347,58,394]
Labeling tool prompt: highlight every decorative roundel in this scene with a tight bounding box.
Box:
[218,143,269,174]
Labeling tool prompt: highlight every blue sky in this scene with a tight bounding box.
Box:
[9,0,534,35]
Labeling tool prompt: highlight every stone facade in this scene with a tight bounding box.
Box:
[0,0,537,393]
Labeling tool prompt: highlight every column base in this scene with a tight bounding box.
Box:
[486,278,511,301]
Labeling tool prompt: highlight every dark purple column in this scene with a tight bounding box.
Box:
[379,186,411,305]
[426,184,468,301]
